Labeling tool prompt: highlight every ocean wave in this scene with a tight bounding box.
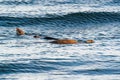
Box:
[0,12,120,27]
[0,4,120,18]
[0,0,114,5]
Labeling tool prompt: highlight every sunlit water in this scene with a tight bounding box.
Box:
[0,0,120,80]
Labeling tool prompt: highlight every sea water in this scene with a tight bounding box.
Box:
[0,0,120,80]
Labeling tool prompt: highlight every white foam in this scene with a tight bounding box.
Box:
[0,4,120,17]
[0,23,120,79]
[0,73,120,80]
[0,24,120,63]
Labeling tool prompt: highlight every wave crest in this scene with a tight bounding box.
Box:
[0,4,120,18]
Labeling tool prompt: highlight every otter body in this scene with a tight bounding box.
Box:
[16,28,95,44]
[50,39,78,44]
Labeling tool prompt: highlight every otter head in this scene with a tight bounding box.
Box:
[16,28,25,35]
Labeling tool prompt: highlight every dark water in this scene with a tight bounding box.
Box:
[0,0,120,80]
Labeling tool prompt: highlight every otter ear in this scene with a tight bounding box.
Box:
[16,28,25,35]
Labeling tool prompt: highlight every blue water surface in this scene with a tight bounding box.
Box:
[0,0,120,80]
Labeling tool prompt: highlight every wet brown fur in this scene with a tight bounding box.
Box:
[50,39,78,44]
[16,28,25,35]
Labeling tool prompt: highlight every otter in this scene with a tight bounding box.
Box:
[16,28,25,35]
[16,28,95,44]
